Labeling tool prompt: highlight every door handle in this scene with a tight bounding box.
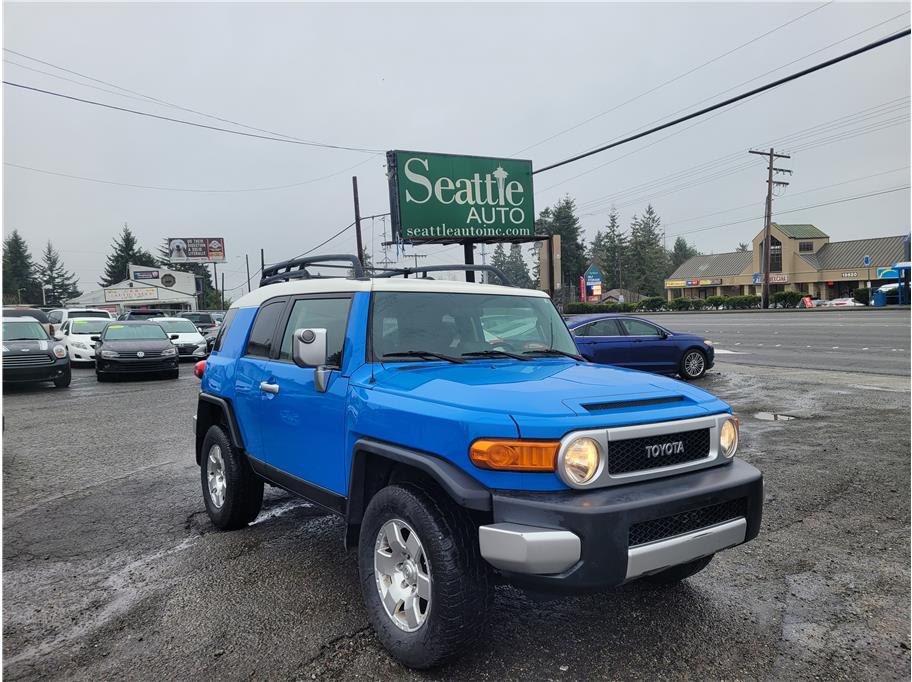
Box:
[259,381,279,394]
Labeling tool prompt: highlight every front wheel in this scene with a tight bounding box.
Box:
[358,484,493,669]
[679,349,707,380]
[54,368,71,388]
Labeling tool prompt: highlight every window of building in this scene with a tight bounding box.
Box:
[799,241,814,253]
[770,236,782,272]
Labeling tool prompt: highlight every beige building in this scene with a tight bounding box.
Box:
[665,224,908,301]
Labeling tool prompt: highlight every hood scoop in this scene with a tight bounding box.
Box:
[582,395,686,413]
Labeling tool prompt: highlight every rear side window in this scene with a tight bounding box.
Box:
[48,310,63,324]
[213,308,238,352]
[278,297,351,366]
[245,300,286,358]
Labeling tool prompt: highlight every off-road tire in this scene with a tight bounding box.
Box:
[200,425,263,530]
[53,368,71,388]
[679,349,707,380]
[640,555,713,585]
[358,483,494,669]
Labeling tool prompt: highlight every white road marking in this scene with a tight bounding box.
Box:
[715,349,747,355]
[862,347,869,350]
[775,344,781,347]
[832,347,839,349]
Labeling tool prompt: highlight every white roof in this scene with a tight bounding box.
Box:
[2,316,40,323]
[231,277,548,309]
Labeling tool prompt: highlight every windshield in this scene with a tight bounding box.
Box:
[156,319,198,334]
[182,313,212,323]
[3,321,48,341]
[103,324,167,341]
[370,292,578,361]
[69,319,110,334]
[71,310,110,319]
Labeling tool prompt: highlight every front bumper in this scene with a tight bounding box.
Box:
[478,458,762,592]
[2,356,70,383]
[96,356,179,374]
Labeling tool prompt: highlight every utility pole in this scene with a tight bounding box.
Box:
[212,262,218,309]
[409,253,427,269]
[245,254,251,294]
[221,272,225,310]
[352,176,365,266]
[260,249,265,273]
[748,148,791,309]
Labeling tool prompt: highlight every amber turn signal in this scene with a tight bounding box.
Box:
[469,439,559,472]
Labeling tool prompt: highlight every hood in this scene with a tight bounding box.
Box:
[2,338,54,356]
[101,338,174,352]
[369,359,725,420]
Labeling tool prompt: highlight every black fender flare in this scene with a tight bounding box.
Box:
[195,393,244,462]
[347,438,491,528]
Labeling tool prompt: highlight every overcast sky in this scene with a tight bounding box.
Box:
[4,1,910,295]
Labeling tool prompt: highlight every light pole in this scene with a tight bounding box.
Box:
[17,288,25,304]
[41,283,51,307]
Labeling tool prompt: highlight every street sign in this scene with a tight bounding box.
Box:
[583,264,603,302]
[167,237,226,263]
[877,267,899,279]
[387,150,534,241]
[863,254,871,267]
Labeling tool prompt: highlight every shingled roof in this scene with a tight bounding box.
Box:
[773,223,829,239]
[669,251,753,279]
[799,235,906,271]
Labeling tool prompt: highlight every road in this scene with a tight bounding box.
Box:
[3,357,910,681]
[640,309,910,376]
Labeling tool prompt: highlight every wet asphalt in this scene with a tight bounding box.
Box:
[3,352,910,680]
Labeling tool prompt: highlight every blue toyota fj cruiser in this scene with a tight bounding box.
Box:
[193,256,763,668]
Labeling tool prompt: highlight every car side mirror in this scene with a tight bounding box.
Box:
[90,335,101,342]
[170,334,180,340]
[293,328,330,392]
[659,330,668,339]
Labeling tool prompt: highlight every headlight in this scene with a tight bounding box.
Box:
[195,343,207,351]
[720,416,739,458]
[53,345,67,359]
[703,339,714,346]
[561,437,602,485]
[161,347,177,357]
[101,350,120,359]
[72,341,88,349]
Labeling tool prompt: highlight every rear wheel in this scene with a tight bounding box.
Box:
[358,483,493,669]
[200,425,263,530]
[679,349,707,380]
[641,555,713,584]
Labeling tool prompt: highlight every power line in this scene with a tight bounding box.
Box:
[3,154,381,193]
[512,2,832,156]
[665,185,910,239]
[3,47,381,151]
[532,29,911,175]
[2,80,384,153]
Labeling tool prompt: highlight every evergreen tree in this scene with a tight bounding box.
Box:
[490,243,508,280]
[737,242,750,252]
[535,197,586,293]
[667,236,701,276]
[589,208,627,290]
[503,244,533,288]
[626,205,666,296]
[99,224,157,287]
[38,241,81,306]
[3,230,40,304]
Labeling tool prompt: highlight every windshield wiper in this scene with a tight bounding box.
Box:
[462,350,530,361]
[522,348,585,361]
[382,351,466,364]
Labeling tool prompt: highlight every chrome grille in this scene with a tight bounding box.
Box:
[3,354,54,367]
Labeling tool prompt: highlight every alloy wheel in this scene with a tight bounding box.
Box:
[684,351,705,378]
[373,519,431,632]
[207,444,227,508]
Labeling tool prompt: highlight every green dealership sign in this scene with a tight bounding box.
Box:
[387,150,534,241]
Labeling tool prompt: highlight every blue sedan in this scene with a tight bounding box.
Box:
[565,314,715,380]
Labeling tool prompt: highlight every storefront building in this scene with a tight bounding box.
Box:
[665,225,908,301]
[66,264,200,315]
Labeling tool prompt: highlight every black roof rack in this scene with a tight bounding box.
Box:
[259,254,364,287]
[371,264,513,287]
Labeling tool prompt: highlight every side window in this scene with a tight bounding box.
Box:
[278,297,351,366]
[212,308,238,353]
[61,322,69,335]
[245,301,286,358]
[588,319,622,336]
[619,319,661,337]
[48,310,63,324]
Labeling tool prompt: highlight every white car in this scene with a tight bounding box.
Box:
[59,317,111,363]
[150,317,208,360]
[830,297,864,307]
[47,308,113,327]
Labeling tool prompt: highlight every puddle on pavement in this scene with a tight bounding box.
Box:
[754,412,798,421]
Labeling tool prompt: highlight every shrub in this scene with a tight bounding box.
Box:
[565,302,636,314]
[703,295,726,310]
[728,294,761,309]
[853,287,870,306]
[635,296,666,312]
[667,298,693,311]
[771,291,809,308]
